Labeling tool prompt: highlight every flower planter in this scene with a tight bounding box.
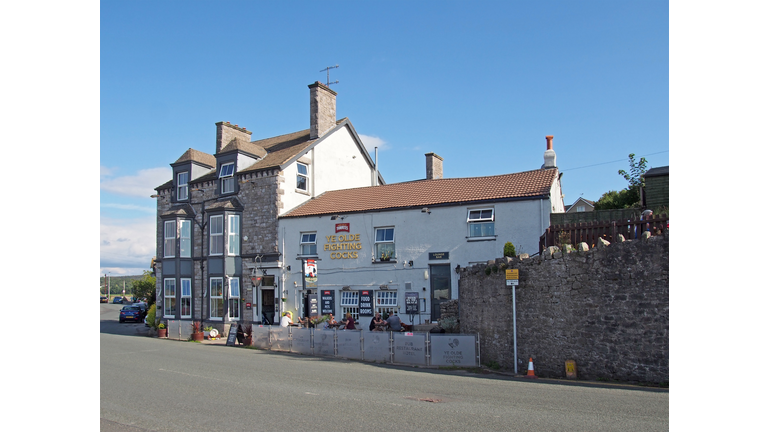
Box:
[158,328,167,338]
[192,332,204,342]
[244,336,252,346]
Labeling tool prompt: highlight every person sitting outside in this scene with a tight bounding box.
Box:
[297,315,310,328]
[324,313,338,329]
[341,313,356,330]
[386,310,403,331]
[369,312,386,331]
[279,311,294,327]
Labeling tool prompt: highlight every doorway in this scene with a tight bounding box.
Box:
[429,264,451,321]
[260,288,275,325]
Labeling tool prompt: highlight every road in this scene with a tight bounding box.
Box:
[100,304,668,431]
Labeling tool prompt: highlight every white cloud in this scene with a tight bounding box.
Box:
[100,166,171,198]
[100,216,157,276]
[358,134,390,153]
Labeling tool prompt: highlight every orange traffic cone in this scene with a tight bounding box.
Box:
[525,357,538,378]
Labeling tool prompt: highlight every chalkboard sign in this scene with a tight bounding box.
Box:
[359,290,373,316]
[226,323,238,346]
[321,290,335,314]
[405,292,419,315]
[308,294,319,316]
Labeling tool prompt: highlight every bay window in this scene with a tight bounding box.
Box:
[164,278,177,317]
[164,221,176,258]
[180,278,191,318]
[210,215,224,255]
[228,215,240,256]
[228,278,240,320]
[210,278,224,320]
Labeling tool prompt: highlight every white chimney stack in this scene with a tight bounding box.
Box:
[542,135,556,168]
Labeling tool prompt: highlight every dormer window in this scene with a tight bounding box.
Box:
[296,163,309,192]
[177,171,189,200]
[219,163,235,194]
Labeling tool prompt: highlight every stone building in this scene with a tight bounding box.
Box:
[153,82,382,327]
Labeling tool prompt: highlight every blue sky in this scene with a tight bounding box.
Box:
[99,1,669,276]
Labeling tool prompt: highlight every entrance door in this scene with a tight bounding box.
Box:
[261,288,275,325]
[429,264,451,321]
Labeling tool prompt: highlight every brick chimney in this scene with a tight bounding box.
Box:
[426,153,443,180]
[542,135,556,168]
[215,121,252,154]
[309,81,337,139]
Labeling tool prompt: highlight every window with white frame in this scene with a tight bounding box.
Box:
[179,220,191,258]
[375,291,398,316]
[164,221,176,258]
[164,278,176,317]
[177,171,189,200]
[375,227,395,261]
[300,232,317,256]
[210,278,223,320]
[228,215,240,256]
[576,205,586,212]
[340,291,359,321]
[210,215,224,255]
[228,278,240,320]
[296,163,309,192]
[180,278,191,318]
[467,208,495,237]
[219,163,235,194]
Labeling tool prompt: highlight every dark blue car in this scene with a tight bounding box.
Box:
[112,297,123,304]
[119,305,144,323]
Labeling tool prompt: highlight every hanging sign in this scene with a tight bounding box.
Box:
[304,259,317,287]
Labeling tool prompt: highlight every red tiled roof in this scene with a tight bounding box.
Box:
[282,168,558,218]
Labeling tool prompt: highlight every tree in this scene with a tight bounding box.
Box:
[594,153,648,210]
[131,270,156,307]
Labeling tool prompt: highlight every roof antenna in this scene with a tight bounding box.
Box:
[320,64,339,87]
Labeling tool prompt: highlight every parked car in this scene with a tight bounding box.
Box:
[112,297,123,304]
[119,305,144,323]
[100,296,108,303]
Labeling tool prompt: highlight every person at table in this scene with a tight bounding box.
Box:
[386,310,403,331]
[341,313,356,330]
[279,311,294,327]
[324,313,338,329]
[297,315,310,328]
[369,312,386,331]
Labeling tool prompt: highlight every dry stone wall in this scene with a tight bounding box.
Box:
[459,233,669,384]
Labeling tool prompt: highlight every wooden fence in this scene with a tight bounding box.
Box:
[539,214,669,252]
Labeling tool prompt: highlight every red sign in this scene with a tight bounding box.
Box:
[335,223,350,233]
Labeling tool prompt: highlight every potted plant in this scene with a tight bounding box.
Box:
[204,325,213,339]
[191,321,204,342]
[380,251,392,262]
[157,322,167,338]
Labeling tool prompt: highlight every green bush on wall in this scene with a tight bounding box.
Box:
[503,242,516,257]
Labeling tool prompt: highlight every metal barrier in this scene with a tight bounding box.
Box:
[165,320,193,341]
[243,327,479,367]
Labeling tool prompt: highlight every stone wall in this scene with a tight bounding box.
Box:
[459,233,668,384]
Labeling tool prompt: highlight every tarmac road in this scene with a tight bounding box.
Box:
[100,312,669,431]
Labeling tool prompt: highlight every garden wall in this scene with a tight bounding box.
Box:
[459,233,668,384]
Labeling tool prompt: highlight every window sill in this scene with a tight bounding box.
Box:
[295,188,310,196]
[372,260,397,264]
[466,236,497,242]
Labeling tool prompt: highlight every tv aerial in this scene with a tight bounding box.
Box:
[320,64,339,87]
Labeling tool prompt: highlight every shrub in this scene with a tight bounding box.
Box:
[503,242,516,257]
[485,267,492,276]
[146,304,157,329]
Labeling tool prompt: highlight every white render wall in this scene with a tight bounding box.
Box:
[277,196,552,327]
[280,126,375,215]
